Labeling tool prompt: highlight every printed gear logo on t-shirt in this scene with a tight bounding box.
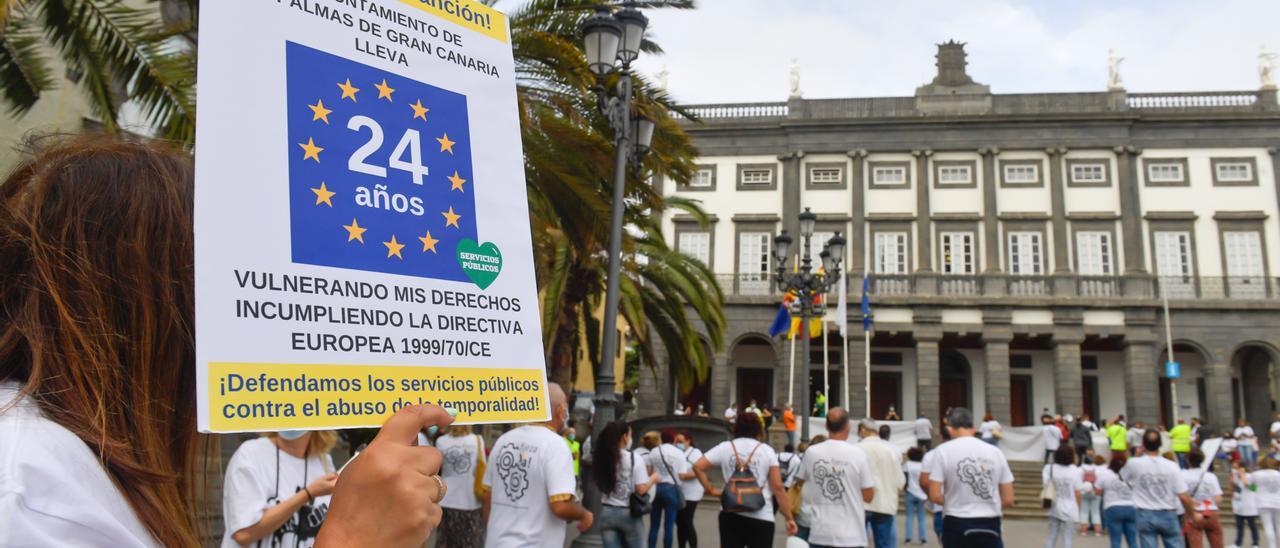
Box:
[443,445,474,476]
[956,457,994,500]
[495,446,532,500]
[811,460,849,502]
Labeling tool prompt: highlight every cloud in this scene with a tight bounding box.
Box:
[630,0,1280,103]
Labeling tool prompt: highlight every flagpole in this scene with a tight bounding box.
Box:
[842,323,850,415]
[787,329,796,407]
[864,322,871,419]
[822,324,830,411]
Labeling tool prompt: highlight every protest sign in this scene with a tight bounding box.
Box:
[194,0,547,432]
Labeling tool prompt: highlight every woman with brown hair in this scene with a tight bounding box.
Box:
[222,431,339,547]
[0,135,454,547]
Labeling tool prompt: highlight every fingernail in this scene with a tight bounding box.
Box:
[428,426,439,436]
[445,406,459,417]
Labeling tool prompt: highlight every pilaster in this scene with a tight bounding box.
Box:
[1201,344,1234,433]
[1123,308,1160,425]
[1047,147,1071,273]
[780,151,805,241]
[1053,308,1085,416]
[1270,147,1280,233]
[979,147,1001,273]
[847,334,867,419]
[848,149,869,276]
[983,309,1014,424]
[913,149,934,272]
[1116,146,1147,273]
[915,313,942,428]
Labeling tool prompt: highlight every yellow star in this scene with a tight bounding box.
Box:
[384,234,405,259]
[375,79,396,101]
[299,138,323,162]
[418,231,440,253]
[311,181,336,207]
[338,78,360,102]
[442,207,462,228]
[410,99,430,121]
[437,133,456,154]
[448,171,467,192]
[343,218,367,243]
[308,99,333,124]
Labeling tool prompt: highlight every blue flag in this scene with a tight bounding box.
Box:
[285,42,478,282]
[768,292,795,337]
[861,275,873,332]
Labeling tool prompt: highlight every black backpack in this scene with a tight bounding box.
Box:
[721,440,766,513]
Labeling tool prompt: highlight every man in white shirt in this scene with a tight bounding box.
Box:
[1042,415,1061,464]
[915,415,934,450]
[1236,418,1260,467]
[858,417,905,548]
[1120,429,1203,548]
[646,432,689,548]
[724,402,738,422]
[925,407,1015,548]
[483,384,592,548]
[1127,422,1145,457]
[794,408,875,548]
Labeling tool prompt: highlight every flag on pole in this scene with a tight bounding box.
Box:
[826,271,848,338]
[768,291,796,337]
[861,275,873,331]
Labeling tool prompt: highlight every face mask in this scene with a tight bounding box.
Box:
[567,432,576,441]
[675,442,686,450]
[278,430,307,441]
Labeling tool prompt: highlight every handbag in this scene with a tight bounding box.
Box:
[658,446,686,507]
[472,434,487,498]
[721,440,766,513]
[1041,464,1056,509]
[628,450,653,517]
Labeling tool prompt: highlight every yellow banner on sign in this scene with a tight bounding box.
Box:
[396,0,509,43]
[209,362,548,431]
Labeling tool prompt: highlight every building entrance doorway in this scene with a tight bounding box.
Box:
[1011,374,1033,426]
[870,372,901,420]
[940,350,971,421]
[735,368,772,411]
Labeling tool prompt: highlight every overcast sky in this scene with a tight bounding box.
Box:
[623,0,1280,104]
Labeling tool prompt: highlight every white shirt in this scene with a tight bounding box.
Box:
[436,433,486,511]
[648,444,688,485]
[483,425,577,548]
[0,382,158,547]
[1095,468,1134,509]
[1223,438,1239,453]
[601,449,648,507]
[1042,464,1084,522]
[1236,426,1259,449]
[979,420,1000,440]
[915,417,933,440]
[680,447,705,502]
[1234,472,1260,516]
[858,436,905,515]
[1252,469,1280,510]
[905,461,926,499]
[1043,424,1062,451]
[1180,468,1222,512]
[920,450,942,514]
[778,451,800,487]
[222,437,334,548]
[794,440,876,547]
[924,436,1014,519]
[1127,428,1143,449]
[724,408,737,421]
[704,438,778,523]
[1120,455,1188,511]
[1270,421,1280,437]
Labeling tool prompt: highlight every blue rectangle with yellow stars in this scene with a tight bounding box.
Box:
[285,41,477,282]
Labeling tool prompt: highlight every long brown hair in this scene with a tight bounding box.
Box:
[0,134,201,546]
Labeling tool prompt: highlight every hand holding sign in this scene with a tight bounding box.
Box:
[318,404,455,547]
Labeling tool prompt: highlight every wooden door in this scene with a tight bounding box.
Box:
[940,379,969,420]
[1010,375,1032,426]
[870,372,900,420]
[1082,375,1099,420]
[735,368,773,411]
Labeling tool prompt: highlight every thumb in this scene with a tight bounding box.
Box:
[374,404,456,447]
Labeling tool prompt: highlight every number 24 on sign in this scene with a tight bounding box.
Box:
[346,115,429,185]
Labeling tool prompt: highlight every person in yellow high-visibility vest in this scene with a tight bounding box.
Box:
[1170,419,1192,469]
[564,428,581,478]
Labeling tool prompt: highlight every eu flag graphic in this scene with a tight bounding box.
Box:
[286,41,477,283]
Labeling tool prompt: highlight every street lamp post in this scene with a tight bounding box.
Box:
[773,208,845,442]
[576,6,653,546]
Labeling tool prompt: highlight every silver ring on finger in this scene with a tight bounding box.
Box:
[429,474,446,504]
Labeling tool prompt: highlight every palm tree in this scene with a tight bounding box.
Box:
[0,0,196,142]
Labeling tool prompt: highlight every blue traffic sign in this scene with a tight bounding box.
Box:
[1165,361,1181,379]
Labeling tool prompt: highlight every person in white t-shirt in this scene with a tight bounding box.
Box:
[859,417,906,548]
[1238,419,1261,467]
[1127,423,1146,458]
[725,403,738,422]
[904,447,929,544]
[916,416,934,450]
[1181,450,1224,548]
[925,407,1015,548]
[1253,457,1280,548]
[979,413,1002,447]
[792,408,876,548]
[1231,459,1260,548]
[0,139,454,548]
[647,432,690,548]
[1120,429,1202,548]
[674,431,704,548]
[435,425,487,548]
[778,444,801,488]
[222,432,338,547]
[1094,455,1137,547]
[693,411,796,548]
[1042,445,1085,548]
[591,421,659,548]
[483,384,592,548]
[1044,415,1063,464]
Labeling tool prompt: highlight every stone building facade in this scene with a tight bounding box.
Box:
[640,42,1280,436]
